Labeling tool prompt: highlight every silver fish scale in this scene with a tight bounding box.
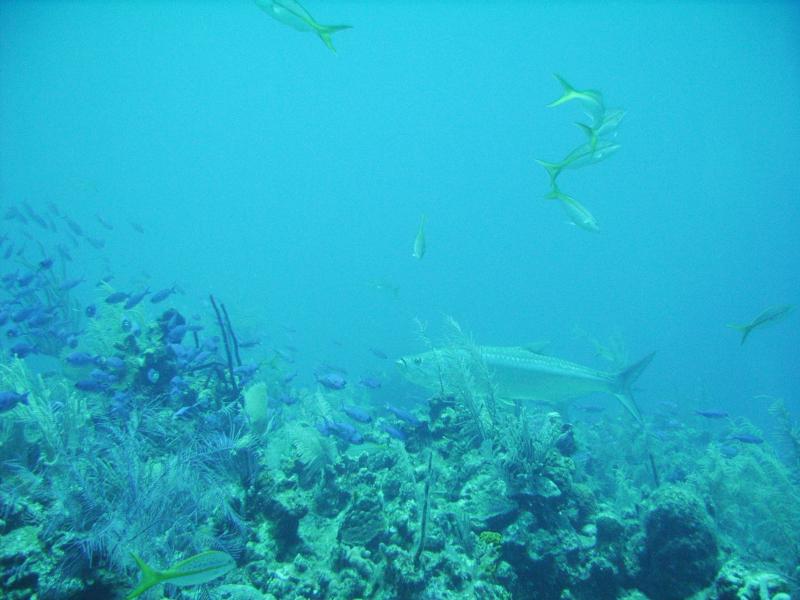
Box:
[480,347,612,382]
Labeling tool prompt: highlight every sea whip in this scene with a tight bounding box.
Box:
[209,294,239,400]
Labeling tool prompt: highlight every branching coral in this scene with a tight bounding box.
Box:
[769,398,800,477]
[498,410,572,502]
[690,442,800,575]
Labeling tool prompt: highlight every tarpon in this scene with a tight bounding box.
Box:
[727,304,794,345]
[396,346,654,422]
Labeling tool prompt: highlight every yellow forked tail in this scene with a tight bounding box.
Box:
[726,322,752,345]
[315,24,352,53]
[126,553,166,600]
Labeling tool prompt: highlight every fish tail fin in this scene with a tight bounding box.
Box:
[315,24,352,53]
[546,73,577,108]
[536,160,562,186]
[612,352,655,423]
[575,122,598,150]
[126,553,164,600]
[544,188,568,202]
[726,323,751,345]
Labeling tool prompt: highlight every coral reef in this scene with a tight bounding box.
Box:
[638,486,719,600]
[1,276,799,600]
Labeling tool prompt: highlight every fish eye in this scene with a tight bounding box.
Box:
[413,357,422,365]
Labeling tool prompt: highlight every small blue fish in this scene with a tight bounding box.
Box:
[278,393,298,406]
[86,236,105,249]
[150,285,177,304]
[85,304,97,318]
[238,338,261,349]
[316,372,346,390]
[64,216,83,237]
[386,405,421,426]
[17,272,36,287]
[124,288,150,309]
[233,364,259,377]
[147,368,160,384]
[0,390,29,413]
[75,379,108,392]
[359,376,382,389]
[104,356,126,371]
[730,433,763,444]
[27,312,54,328]
[190,350,213,365]
[110,390,133,417]
[200,335,219,354]
[275,347,296,363]
[317,419,363,444]
[105,291,129,304]
[56,243,73,262]
[90,368,117,384]
[10,342,36,358]
[695,410,729,419]
[66,351,95,366]
[168,344,190,360]
[167,324,202,343]
[381,423,406,441]
[12,306,38,323]
[95,213,114,230]
[342,404,372,423]
[59,277,85,291]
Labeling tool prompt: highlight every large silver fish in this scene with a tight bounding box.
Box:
[396,345,654,422]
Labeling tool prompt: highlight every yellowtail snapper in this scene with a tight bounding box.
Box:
[255,0,352,53]
[126,551,235,599]
[727,304,794,344]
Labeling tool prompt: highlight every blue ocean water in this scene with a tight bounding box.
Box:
[1,2,799,599]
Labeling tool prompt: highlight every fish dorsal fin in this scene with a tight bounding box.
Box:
[521,341,550,355]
